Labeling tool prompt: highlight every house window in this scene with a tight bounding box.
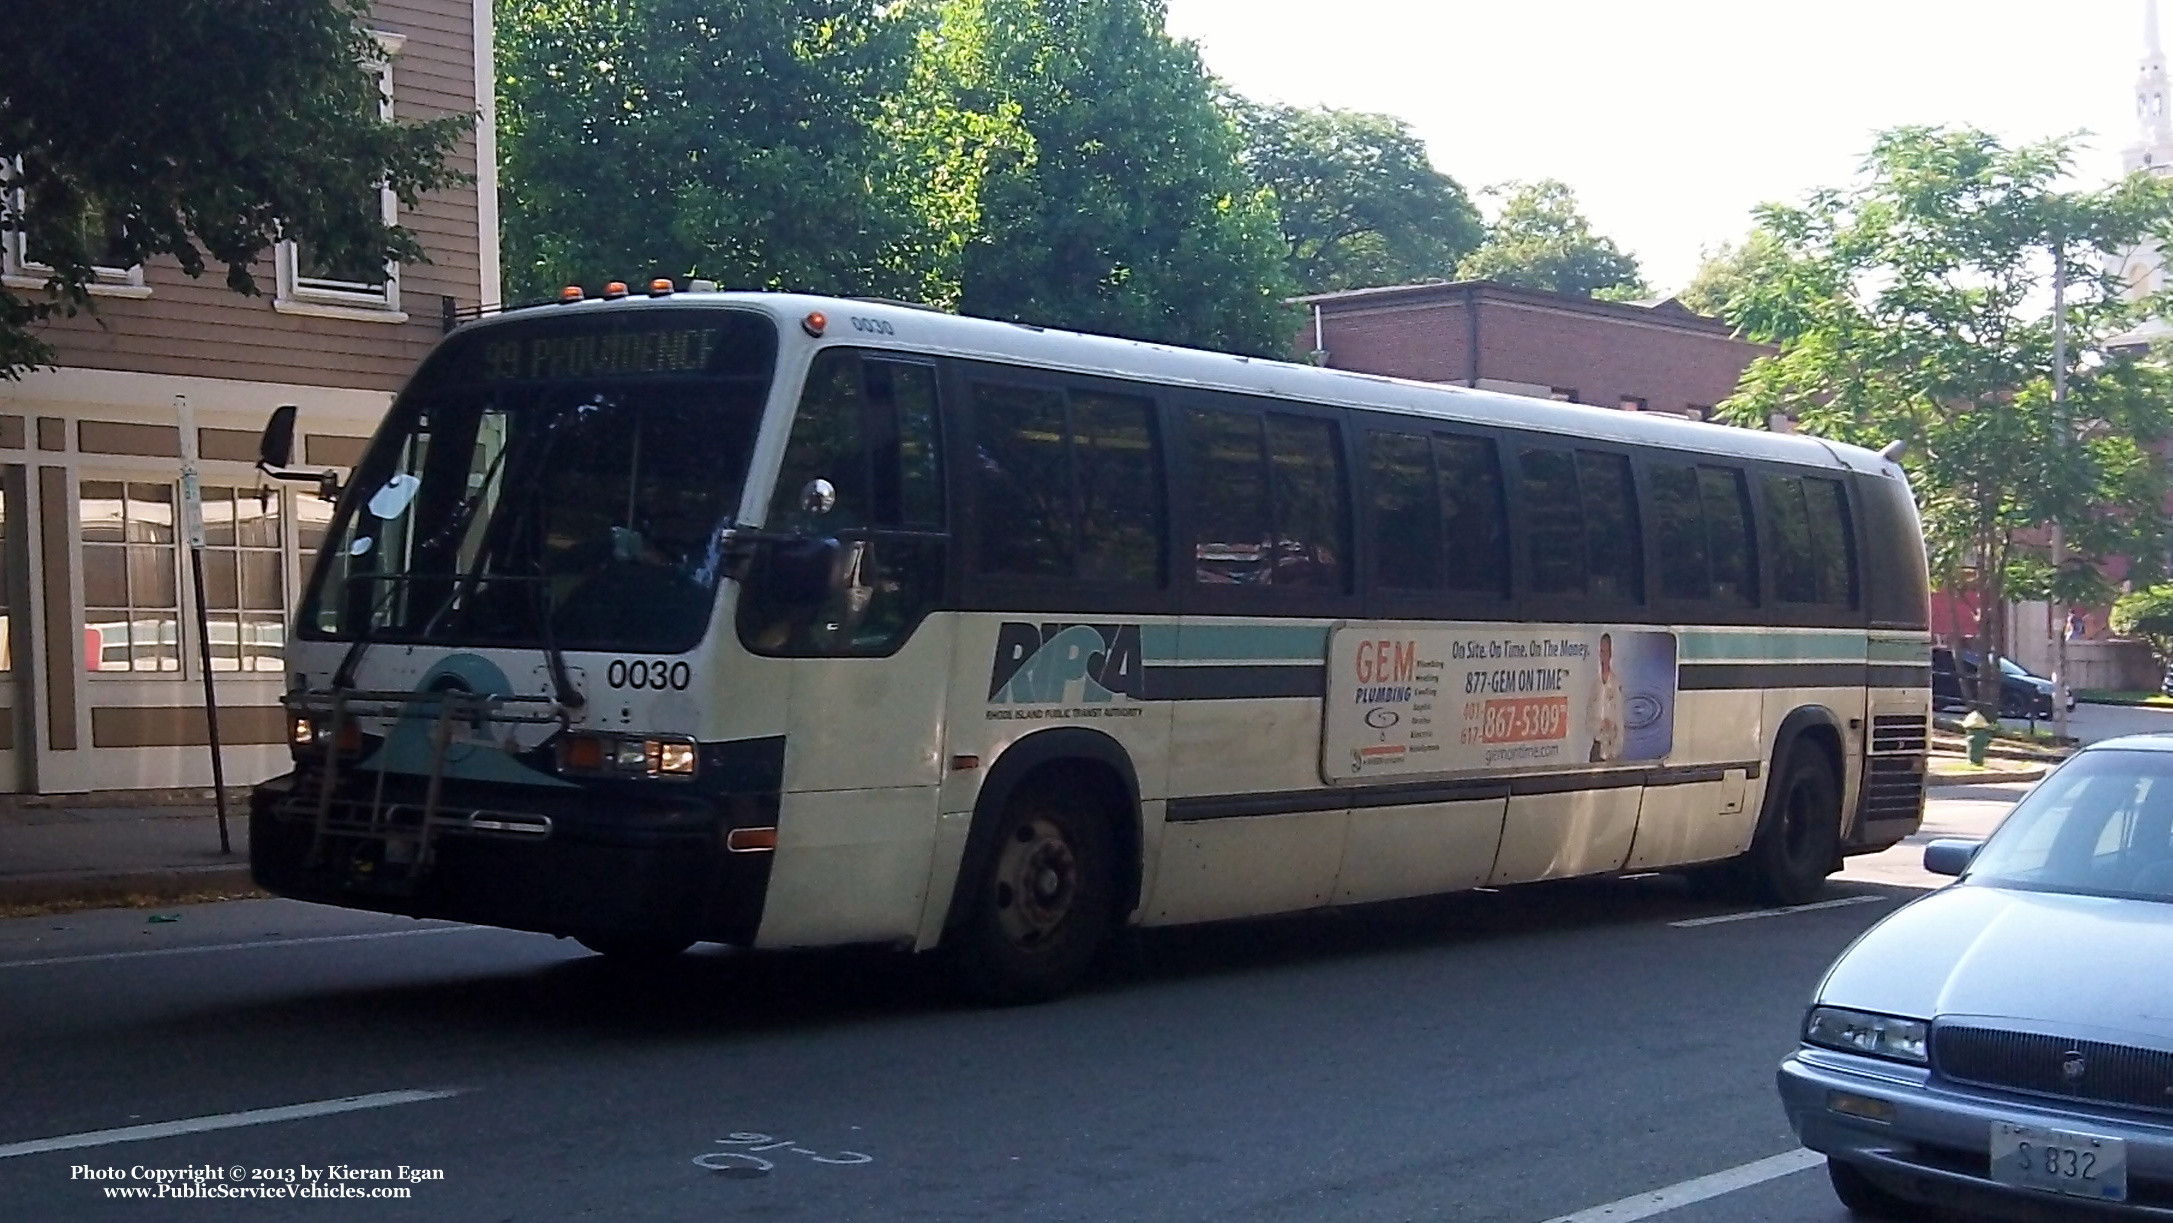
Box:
[199,487,286,671]
[81,482,181,673]
[1,166,148,297]
[274,32,405,319]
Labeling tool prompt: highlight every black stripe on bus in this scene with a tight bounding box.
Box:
[1138,665,1325,701]
[1164,761,1763,823]
[1681,662,1875,690]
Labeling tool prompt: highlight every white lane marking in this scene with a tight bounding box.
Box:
[1669,894,1887,928]
[0,1090,461,1159]
[0,924,486,970]
[1539,1148,1822,1223]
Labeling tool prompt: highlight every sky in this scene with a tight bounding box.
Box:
[1163,0,2159,295]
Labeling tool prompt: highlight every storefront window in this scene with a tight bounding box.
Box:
[200,486,285,671]
[81,481,180,672]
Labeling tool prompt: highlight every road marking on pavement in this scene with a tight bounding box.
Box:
[0,1090,462,1159]
[0,924,487,970]
[1538,1148,1822,1223]
[1668,894,1887,928]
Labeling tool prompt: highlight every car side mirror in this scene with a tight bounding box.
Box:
[259,404,297,469]
[1922,838,1981,877]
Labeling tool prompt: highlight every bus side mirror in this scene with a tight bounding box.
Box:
[259,405,298,470]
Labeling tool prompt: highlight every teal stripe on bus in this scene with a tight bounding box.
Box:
[1675,630,1867,662]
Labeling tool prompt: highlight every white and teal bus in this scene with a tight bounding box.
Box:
[250,289,1931,1001]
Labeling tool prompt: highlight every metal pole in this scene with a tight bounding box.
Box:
[2051,245,2071,744]
[175,395,230,853]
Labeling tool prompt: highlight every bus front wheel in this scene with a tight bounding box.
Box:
[1741,749,1842,906]
[944,781,1117,1005]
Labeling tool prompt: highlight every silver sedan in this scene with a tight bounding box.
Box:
[1778,735,2173,1220]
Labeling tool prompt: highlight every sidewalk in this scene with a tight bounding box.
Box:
[0,800,258,910]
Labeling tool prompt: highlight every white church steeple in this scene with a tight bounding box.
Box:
[2129,0,2173,172]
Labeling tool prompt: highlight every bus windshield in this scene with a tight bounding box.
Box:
[296,308,778,654]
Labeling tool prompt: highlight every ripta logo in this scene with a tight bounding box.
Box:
[987,622,1144,705]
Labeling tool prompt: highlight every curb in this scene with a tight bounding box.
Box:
[1927,765,2047,787]
[0,865,262,909]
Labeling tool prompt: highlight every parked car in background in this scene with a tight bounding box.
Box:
[1778,736,2173,1219]
[1930,647,2075,719]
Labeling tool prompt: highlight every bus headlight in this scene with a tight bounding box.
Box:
[1804,1007,1928,1063]
[556,732,699,780]
[288,714,360,757]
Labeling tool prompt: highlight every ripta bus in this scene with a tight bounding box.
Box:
[248,287,1931,1002]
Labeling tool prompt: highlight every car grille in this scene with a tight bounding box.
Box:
[1869,713,1928,754]
[1934,1024,2173,1115]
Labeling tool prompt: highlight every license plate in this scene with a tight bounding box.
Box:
[1989,1122,2127,1202]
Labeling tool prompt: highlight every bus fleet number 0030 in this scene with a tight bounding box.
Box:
[606,659,691,690]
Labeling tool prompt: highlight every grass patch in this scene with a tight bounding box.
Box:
[0,887,266,920]
[2076,689,2173,707]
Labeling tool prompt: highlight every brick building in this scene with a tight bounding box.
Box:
[1291,280,1768,421]
[0,0,495,793]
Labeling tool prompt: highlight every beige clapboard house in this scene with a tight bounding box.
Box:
[0,0,496,793]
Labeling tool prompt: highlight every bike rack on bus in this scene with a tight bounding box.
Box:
[282,687,567,890]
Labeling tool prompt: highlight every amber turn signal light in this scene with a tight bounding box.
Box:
[801,311,827,337]
[603,281,629,300]
[648,278,674,297]
[559,285,585,302]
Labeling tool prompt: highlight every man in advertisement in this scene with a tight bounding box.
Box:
[1587,632,1624,763]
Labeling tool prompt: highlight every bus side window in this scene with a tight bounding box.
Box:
[1700,466,1758,607]
[738,350,945,657]
[1801,476,1857,608]
[1434,433,1509,597]
[1576,450,1642,603]
[1651,463,1710,601]
[972,382,1164,585]
[1763,473,1819,604]
[1367,431,1441,590]
[1518,448,1585,596]
[1186,407,1347,591]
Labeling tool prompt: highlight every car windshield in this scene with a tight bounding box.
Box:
[1998,657,2029,678]
[1965,749,2173,902]
[296,308,778,654]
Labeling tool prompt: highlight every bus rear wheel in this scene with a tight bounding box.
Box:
[944,781,1117,1006]
[1742,748,1842,906]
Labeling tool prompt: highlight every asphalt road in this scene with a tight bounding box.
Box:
[0,786,2030,1223]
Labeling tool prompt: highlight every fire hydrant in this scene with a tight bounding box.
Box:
[1961,709,1994,766]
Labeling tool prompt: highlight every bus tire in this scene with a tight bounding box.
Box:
[574,933,695,962]
[943,779,1117,1006]
[1742,748,1842,906]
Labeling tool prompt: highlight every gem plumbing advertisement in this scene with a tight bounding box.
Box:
[1323,625,1677,783]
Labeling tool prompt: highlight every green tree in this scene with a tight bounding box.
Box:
[1718,126,2173,702]
[1231,101,1482,294]
[497,0,929,301]
[1676,230,1786,319]
[1455,179,1646,299]
[2113,584,2173,681]
[0,0,470,378]
[947,0,1294,355]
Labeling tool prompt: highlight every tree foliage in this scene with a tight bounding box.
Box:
[1231,101,1481,295]
[1676,230,1786,319]
[497,0,927,301]
[1455,179,1645,299]
[1718,126,2173,685]
[947,0,1294,355]
[2112,584,2173,678]
[0,0,471,378]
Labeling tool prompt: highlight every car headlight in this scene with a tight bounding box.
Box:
[1804,1006,1928,1063]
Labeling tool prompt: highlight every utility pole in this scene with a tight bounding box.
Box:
[2051,244,2072,745]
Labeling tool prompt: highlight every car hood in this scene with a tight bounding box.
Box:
[1818,884,2173,1041]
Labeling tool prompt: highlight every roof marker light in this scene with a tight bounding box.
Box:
[648,278,674,297]
[603,281,629,300]
[559,285,585,303]
[802,311,827,337]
